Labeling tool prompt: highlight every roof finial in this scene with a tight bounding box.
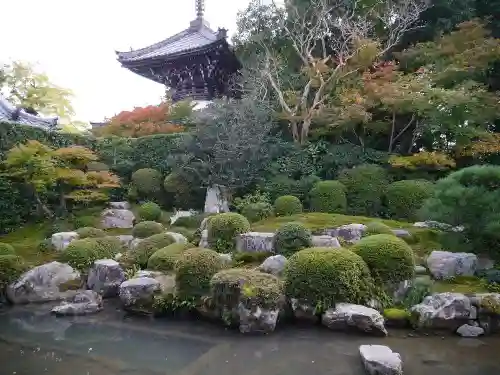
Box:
[196,0,205,19]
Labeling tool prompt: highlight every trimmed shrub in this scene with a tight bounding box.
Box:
[131,233,176,268]
[175,249,224,299]
[211,269,282,314]
[92,236,123,259]
[173,214,209,229]
[169,227,196,242]
[338,164,389,216]
[364,222,393,236]
[132,221,164,239]
[86,161,109,172]
[147,243,193,271]
[0,255,27,289]
[76,227,106,239]
[73,215,98,229]
[284,248,371,309]
[309,180,347,213]
[207,213,250,253]
[386,179,434,221]
[0,243,15,256]
[273,223,313,257]
[138,202,162,221]
[274,195,303,216]
[352,234,415,284]
[60,239,100,272]
[241,202,273,223]
[131,168,163,196]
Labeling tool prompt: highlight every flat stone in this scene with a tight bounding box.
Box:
[109,201,130,210]
[258,255,287,276]
[87,259,126,298]
[322,303,387,336]
[51,290,103,316]
[101,209,135,229]
[426,251,477,280]
[165,231,188,244]
[312,235,341,248]
[392,229,411,238]
[456,324,484,338]
[51,232,78,251]
[236,232,274,252]
[359,345,403,375]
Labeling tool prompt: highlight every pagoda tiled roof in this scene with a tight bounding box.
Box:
[116,19,223,64]
[0,94,58,129]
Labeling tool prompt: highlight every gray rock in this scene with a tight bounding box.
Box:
[199,217,210,232]
[219,253,233,266]
[236,232,274,252]
[322,303,387,336]
[199,229,209,248]
[204,185,229,213]
[170,210,196,225]
[130,237,143,250]
[109,201,130,210]
[119,277,161,311]
[323,224,367,243]
[87,259,126,298]
[52,290,103,316]
[165,231,188,244]
[457,324,484,337]
[132,271,175,293]
[7,262,80,304]
[290,298,317,323]
[101,209,135,229]
[359,345,403,375]
[258,255,287,276]
[312,235,341,248]
[51,232,78,251]
[237,302,280,334]
[115,235,134,248]
[426,251,477,280]
[392,229,412,238]
[411,293,474,330]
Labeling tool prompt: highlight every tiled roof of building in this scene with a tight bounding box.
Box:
[0,94,58,129]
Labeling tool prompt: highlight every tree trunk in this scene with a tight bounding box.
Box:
[299,118,312,145]
[34,192,53,218]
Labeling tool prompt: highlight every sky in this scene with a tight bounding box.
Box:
[1,0,253,122]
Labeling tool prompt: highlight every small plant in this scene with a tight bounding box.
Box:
[138,202,162,221]
[273,222,313,257]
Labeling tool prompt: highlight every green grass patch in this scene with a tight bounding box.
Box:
[432,276,487,294]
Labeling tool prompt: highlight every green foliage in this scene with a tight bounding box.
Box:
[364,222,394,236]
[338,164,389,216]
[274,195,303,216]
[163,172,203,209]
[76,227,105,239]
[261,175,321,203]
[273,222,313,257]
[172,214,209,229]
[131,168,163,197]
[383,308,410,320]
[241,202,274,223]
[0,255,27,289]
[37,238,55,254]
[386,180,434,220]
[147,243,193,271]
[91,236,123,259]
[175,248,224,300]
[130,233,175,268]
[72,215,98,229]
[86,161,109,172]
[60,237,122,272]
[232,251,273,265]
[0,243,16,256]
[284,248,372,309]
[138,201,162,221]
[132,221,164,239]
[207,213,251,253]
[420,165,500,258]
[309,180,347,213]
[352,234,415,284]
[0,176,33,234]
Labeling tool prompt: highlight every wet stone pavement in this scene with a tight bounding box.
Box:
[0,303,498,375]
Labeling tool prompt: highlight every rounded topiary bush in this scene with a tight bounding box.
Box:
[173,214,208,229]
[131,233,176,268]
[386,179,434,220]
[147,243,193,271]
[241,202,273,223]
[273,222,313,257]
[211,269,282,313]
[0,243,16,256]
[338,164,389,216]
[76,227,106,239]
[284,248,371,309]
[274,195,303,216]
[309,180,347,213]
[92,236,123,259]
[138,202,162,221]
[351,234,415,284]
[86,161,109,172]
[0,255,26,289]
[364,222,393,237]
[132,221,164,238]
[175,249,224,299]
[207,213,250,253]
[60,239,99,272]
[131,168,163,196]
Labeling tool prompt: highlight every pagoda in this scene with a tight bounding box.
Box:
[0,94,58,130]
[116,0,241,102]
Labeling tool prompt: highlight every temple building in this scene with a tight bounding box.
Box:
[116,0,241,102]
[0,94,58,130]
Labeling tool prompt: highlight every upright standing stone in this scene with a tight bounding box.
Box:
[204,185,229,213]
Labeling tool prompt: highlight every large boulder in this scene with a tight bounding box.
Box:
[411,293,475,330]
[119,277,161,313]
[359,345,403,375]
[236,232,274,253]
[51,232,78,251]
[258,255,287,276]
[87,259,126,298]
[322,303,387,336]
[426,251,477,280]
[109,201,131,210]
[7,262,80,304]
[323,224,367,243]
[101,209,135,229]
[165,231,188,244]
[237,302,281,334]
[311,235,341,248]
[51,290,103,316]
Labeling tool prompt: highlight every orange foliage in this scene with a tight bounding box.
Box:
[53,146,97,168]
[458,133,500,157]
[97,102,185,137]
[389,151,456,171]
